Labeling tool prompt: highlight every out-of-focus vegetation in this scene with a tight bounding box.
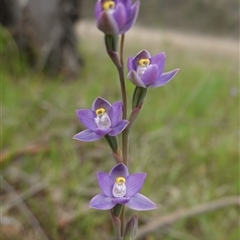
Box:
[1,11,239,240]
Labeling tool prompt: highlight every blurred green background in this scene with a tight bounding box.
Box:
[1,0,239,239]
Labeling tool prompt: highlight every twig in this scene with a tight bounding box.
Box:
[1,176,50,240]
[2,180,47,214]
[137,196,240,238]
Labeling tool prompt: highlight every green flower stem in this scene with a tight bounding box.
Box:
[107,33,128,238]
[118,34,128,165]
[118,34,128,238]
[119,34,125,66]
[104,135,122,160]
[120,205,125,237]
[104,34,119,52]
[111,209,123,240]
[113,204,123,217]
[132,86,148,109]
[117,63,129,165]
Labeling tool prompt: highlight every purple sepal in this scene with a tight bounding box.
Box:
[92,97,111,112]
[148,68,180,88]
[108,120,129,136]
[127,70,146,88]
[89,194,115,210]
[141,64,159,86]
[125,173,146,197]
[73,129,102,142]
[76,109,96,130]
[109,163,129,179]
[97,172,114,197]
[125,193,157,211]
[109,101,123,127]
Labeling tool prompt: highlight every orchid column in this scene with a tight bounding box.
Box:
[73,0,179,239]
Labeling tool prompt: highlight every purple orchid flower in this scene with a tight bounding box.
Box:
[73,97,129,142]
[89,163,157,211]
[127,49,180,88]
[95,0,140,35]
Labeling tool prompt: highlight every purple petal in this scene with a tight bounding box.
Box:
[150,52,166,75]
[141,64,159,86]
[109,163,129,180]
[108,101,122,127]
[73,129,102,142]
[97,172,114,197]
[120,0,131,7]
[127,70,146,88]
[89,194,116,210]
[76,109,97,130]
[121,0,131,17]
[125,193,157,211]
[115,0,122,4]
[127,56,135,71]
[92,97,111,112]
[125,173,146,197]
[108,120,129,136]
[133,49,151,69]
[112,197,130,204]
[96,11,119,35]
[120,1,140,34]
[113,3,127,30]
[148,68,180,88]
[94,0,102,19]
[94,128,112,136]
